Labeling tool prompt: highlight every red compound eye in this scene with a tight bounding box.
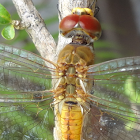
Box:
[59,14,79,31]
[59,13,102,40]
[79,15,101,38]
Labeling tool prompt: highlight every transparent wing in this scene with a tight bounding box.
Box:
[0,44,56,140]
[82,56,140,140]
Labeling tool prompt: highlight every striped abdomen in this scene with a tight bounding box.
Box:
[61,101,83,140]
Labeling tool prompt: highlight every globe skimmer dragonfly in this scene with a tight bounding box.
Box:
[0,43,140,140]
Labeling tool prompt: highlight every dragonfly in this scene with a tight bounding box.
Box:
[0,6,140,140]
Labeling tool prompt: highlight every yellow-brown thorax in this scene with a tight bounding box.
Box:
[53,44,94,140]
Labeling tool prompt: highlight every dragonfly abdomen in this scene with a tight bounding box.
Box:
[61,100,83,140]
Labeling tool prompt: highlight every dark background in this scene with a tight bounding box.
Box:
[97,0,140,57]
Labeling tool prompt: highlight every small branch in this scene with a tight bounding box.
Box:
[11,20,30,30]
[12,0,57,65]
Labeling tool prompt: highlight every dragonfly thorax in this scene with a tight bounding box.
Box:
[54,43,94,102]
[57,43,94,66]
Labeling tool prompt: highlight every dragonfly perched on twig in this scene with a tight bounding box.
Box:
[0,4,140,140]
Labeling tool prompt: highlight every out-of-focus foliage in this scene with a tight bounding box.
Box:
[0,3,15,40]
[0,3,11,24]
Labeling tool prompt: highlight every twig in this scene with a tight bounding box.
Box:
[12,0,56,66]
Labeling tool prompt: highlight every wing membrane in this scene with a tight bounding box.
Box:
[0,44,57,92]
[0,44,55,139]
[0,44,140,139]
[82,57,140,139]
